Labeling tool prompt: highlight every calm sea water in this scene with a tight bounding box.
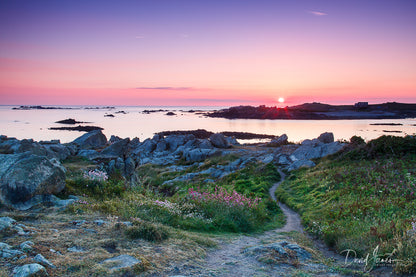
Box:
[1,105,415,143]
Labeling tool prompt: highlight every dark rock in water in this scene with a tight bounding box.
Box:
[143,109,167,114]
[104,114,115,117]
[166,112,176,116]
[158,129,275,140]
[55,118,86,125]
[209,133,230,148]
[12,105,71,110]
[72,130,107,150]
[370,123,403,126]
[39,140,61,145]
[317,132,334,143]
[157,129,213,139]
[49,125,103,132]
[0,153,66,210]
[383,130,402,133]
[220,131,275,140]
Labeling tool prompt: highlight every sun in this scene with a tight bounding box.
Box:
[278,97,285,103]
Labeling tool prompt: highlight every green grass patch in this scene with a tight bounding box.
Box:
[125,222,170,242]
[276,135,416,274]
[64,154,284,234]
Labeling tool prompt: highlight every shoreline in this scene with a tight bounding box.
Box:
[205,102,416,120]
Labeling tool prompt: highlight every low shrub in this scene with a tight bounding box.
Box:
[125,222,169,242]
[64,169,126,199]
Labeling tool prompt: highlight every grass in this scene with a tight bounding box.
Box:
[276,135,416,274]
[64,154,284,234]
[2,150,287,276]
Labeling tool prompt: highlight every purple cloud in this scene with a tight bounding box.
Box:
[308,10,328,16]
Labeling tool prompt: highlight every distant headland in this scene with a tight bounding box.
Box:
[205,102,416,120]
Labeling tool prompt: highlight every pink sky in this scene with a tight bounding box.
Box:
[1,0,415,106]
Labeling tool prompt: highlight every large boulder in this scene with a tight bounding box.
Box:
[268,134,288,147]
[165,134,195,151]
[99,138,130,158]
[10,139,50,156]
[12,263,48,277]
[183,148,218,162]
[317,132,334,143]
[288,160,316,171]
[43,143,71,160]
[291,145,322,160]
[209,133,230,149]
[320,141,344,157]
[72,130,107,150]
[0,153,66,210]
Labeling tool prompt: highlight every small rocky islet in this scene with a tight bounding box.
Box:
[0,130,346,276]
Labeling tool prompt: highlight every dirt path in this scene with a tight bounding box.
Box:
[170,168,345,277]
[269,169,303,233]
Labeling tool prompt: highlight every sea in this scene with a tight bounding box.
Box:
[1,105,415,144]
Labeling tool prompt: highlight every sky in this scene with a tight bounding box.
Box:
[0,0,415,106]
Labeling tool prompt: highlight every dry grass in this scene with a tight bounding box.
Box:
[0,208,217,276]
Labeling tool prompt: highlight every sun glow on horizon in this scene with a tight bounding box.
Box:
[278,97,285,103]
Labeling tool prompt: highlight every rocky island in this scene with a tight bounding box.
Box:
[206,102,416,120]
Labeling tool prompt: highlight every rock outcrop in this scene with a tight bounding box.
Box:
[71,130,107,150]
[0,154,66,209]
[209,133,231,149]
[0,130,345,209]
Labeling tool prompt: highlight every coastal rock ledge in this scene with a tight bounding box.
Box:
[0,130,345,209]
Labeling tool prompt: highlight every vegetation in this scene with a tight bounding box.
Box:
[276,135,416,274]
[63,154,284,234]
[125,222,170,242]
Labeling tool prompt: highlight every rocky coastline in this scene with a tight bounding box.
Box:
[0,130,349,276]
[206,102,416,120]
[0,130,344,210]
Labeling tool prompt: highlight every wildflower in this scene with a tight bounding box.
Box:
[188,186,261,208]
[83,169,108,182]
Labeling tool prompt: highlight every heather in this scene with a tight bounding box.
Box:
[276,135,416,274]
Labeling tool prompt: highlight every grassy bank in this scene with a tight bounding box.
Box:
[276,135,416,274]
[62,154,284,235]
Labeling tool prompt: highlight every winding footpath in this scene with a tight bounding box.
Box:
[269,169,303,233]
[171,168,348,277]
